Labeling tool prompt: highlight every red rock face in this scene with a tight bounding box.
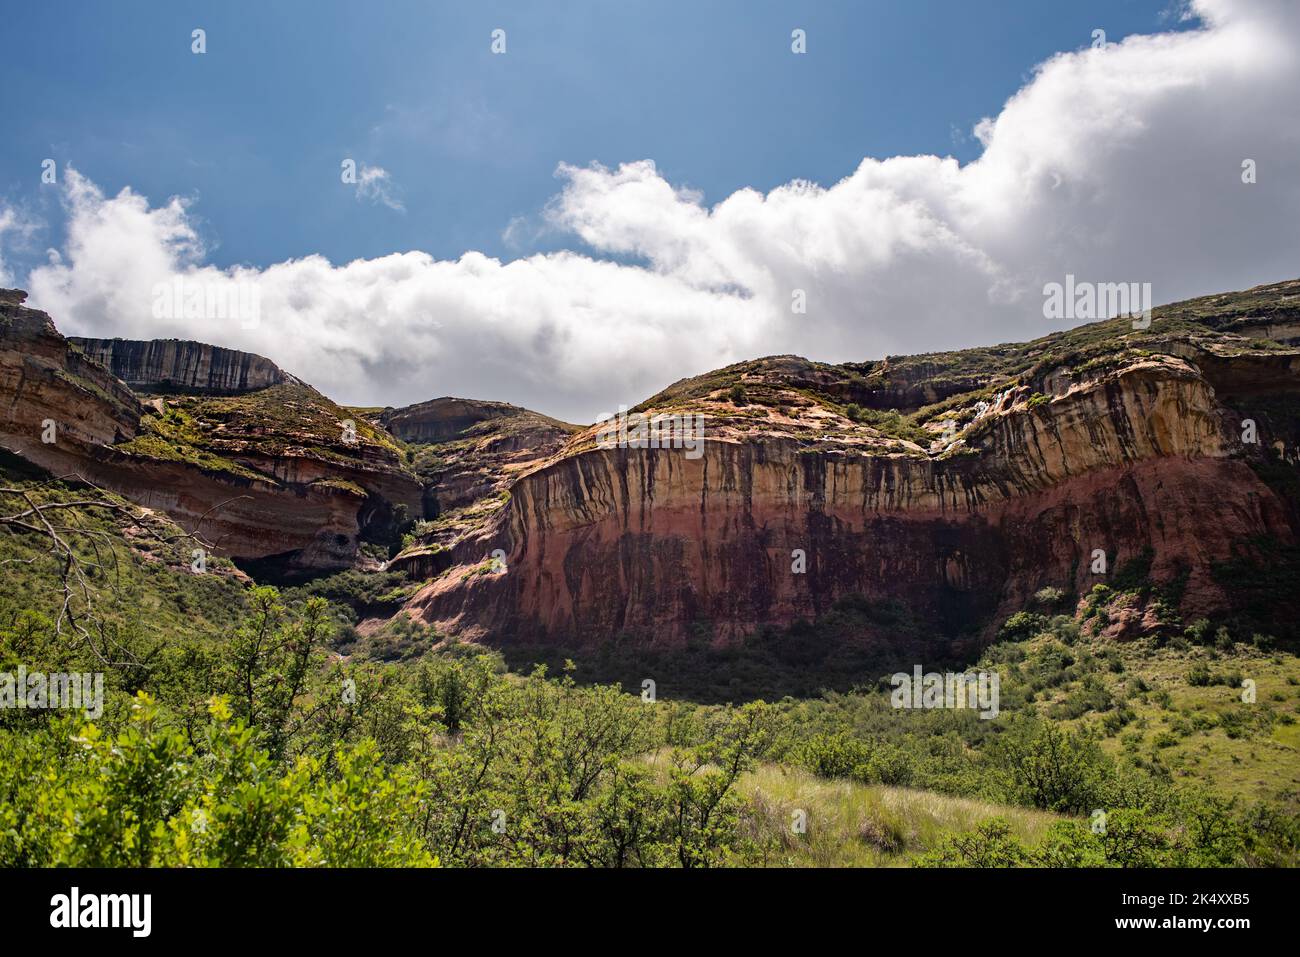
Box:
[57,452,368,568]
[381,396,580,579]
[6,278,1298,648]
[1,289,421,573]
[0,290,142,456]
[408,350,1299,650]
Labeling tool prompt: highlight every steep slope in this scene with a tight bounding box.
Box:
[401,279,1300,656]
[10,278,1299,656]
[376,397,579,578]
[0,290,421,574]
[69,336,300,394]
[120,382,423,572]
[0,289,142,473]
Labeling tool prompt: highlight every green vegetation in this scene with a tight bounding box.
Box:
[8,572,1295,866]
[120,404,266,481]
[1,575,783,866]
[123,383,415,481]
[2,468,1296,868]
[0,467,247,644]
[842,403,931,444]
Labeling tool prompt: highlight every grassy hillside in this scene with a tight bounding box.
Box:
[120,382,412,484]
[0,454,248,646]
[740,765,1065,867]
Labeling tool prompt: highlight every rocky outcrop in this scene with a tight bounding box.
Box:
[113,380,424,574]
[382,397,578,578]
[0,289,142,474]
[403,282,1300,652]
[1,290,420,574]
[69,336,299,395]
[380,397,525,444]
[8,277,1299,653]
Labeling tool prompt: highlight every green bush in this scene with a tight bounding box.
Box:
[0,695,434,867]
[987,719,1112,813]
[998,612,1047,643]
[1034,586,1065,608]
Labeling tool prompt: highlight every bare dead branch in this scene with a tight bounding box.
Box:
[0,462,243,671]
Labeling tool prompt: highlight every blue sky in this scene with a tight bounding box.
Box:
[4,0,1294,420]
[0,0,1191,275]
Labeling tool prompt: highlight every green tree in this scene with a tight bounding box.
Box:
[989,719,1111,813]
[221,587,327,759]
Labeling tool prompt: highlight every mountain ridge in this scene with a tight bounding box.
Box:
[3,278,1299,661]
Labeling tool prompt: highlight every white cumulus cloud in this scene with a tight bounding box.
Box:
[19,0,1300,422]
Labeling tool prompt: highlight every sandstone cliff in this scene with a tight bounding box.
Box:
[400,279,1300,655]
[0,289,142,474]
[7,277,1299,658]
[69,336,300,395]
[380,397,578,579]
[1,291,420,574]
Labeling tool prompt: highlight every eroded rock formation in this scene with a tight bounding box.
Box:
[1,290,420,573]
[6,278,1299,657]
[0,289,142,473]
[403,281,1300,653]
[69,336,300,395]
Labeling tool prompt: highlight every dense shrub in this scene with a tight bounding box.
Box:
[998,612,1047,643]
